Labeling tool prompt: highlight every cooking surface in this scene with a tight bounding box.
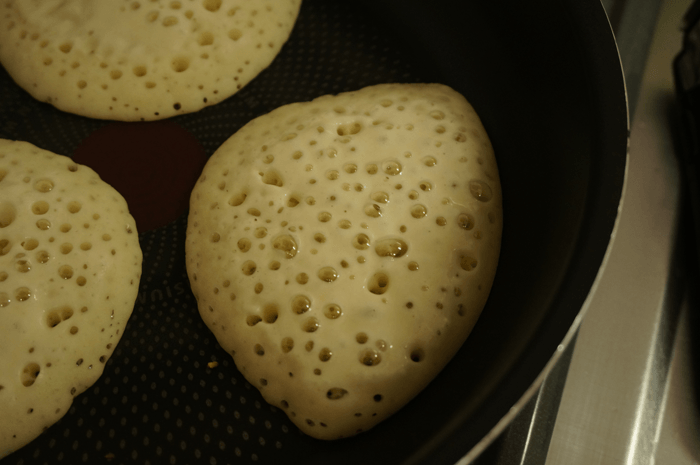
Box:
[0,0,657,463]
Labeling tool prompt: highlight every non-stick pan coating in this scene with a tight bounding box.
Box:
[0,0,626,464]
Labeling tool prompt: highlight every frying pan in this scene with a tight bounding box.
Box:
[0,0,627,463]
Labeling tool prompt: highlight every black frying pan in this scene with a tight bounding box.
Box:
[0,0,626,463]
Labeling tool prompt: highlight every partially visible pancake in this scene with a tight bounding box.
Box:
[0,0,302,121]
[0,139,142,457]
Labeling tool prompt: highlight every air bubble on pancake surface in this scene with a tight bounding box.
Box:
[469,180,493,202]
[15,287,31,301]
[370,192,389,204]
[368,272,389,295]
[15,257,30,273]
[272,235,297,259]
[263,304,279,323]
[374,238,408,258]
[352,234,370,250]
[31,201,49,215]
[460,255,478,271]
[229,192,247,206]
[67,201,81,213]
[359,349,381,366]
[410,205,427,218]
[422,156,437,167]
[21,363,40,387]
[162,16,178,27]
[457,213,475,230]
[36,250,50,263]
[303,317,319,333]
[0,201,16,227]
[382,160,402,176]
[130,65,147,78]
[242,260,256,276]
[336,122,362,136]
[318,267,338,282]
[262,170,283,187]
[319,347,332,362]
[364,204,381,218]
[203,0,222,11]
[327,388,347,400]
[323,304,342,319]
[46,306,74,328]
[246,314,261,326]
[33,179,53,193]
[171,56,190,73]
[292,295,311,315]
[410,346,425,362]
[0,239,12,256]
[21,239,39,251]
[278,336,295,354]
[58,265,74,279]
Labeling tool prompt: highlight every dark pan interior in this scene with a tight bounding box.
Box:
[0,0,626,464]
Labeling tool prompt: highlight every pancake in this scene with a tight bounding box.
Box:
[0,139,142,457]
[185,83,502,439]
[0,0,301,121]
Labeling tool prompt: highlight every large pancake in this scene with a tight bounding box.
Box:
[185,83,502,439]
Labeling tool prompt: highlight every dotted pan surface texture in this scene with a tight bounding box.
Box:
[0,1,461,464]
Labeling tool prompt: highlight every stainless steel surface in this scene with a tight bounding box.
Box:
[654,290,700,465]
[546,0,694,463]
